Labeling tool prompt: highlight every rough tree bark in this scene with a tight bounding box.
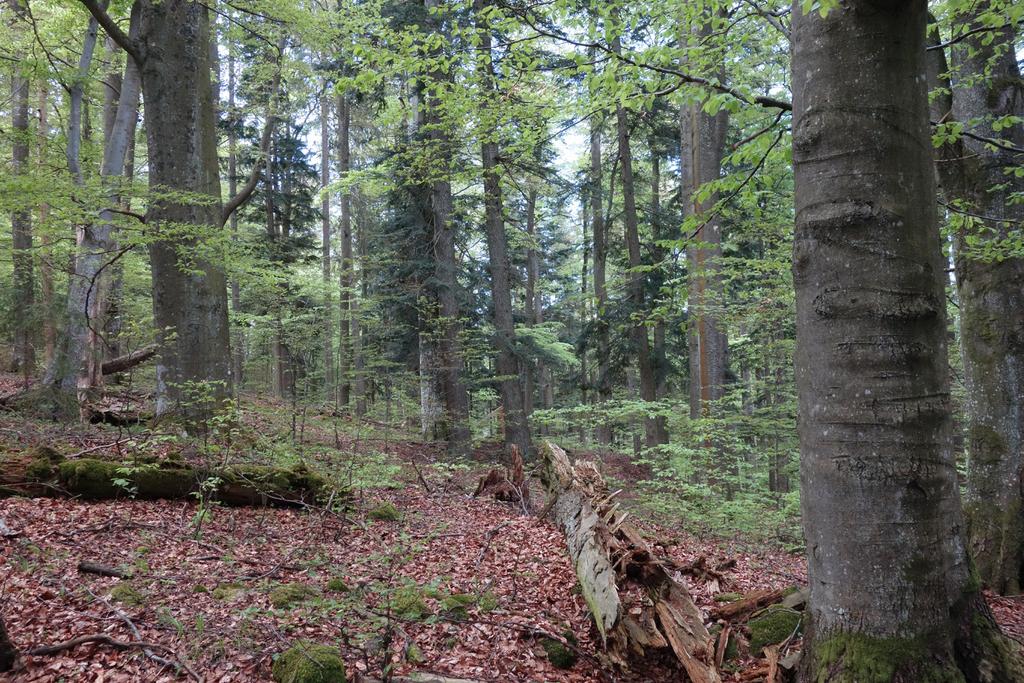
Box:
[423,0,471,455]
[792,1,1024,679]
[612,29,666,447]
[680,71,729,422]
[8,0,34,378]
[929,3,1024,596]
[82,0,232,424]
[476,0,531,459]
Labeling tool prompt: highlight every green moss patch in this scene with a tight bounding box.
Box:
[110,582,145,607]
[714,592,743,603]
[270,582,320,609]
[326,577,349,593]
[212,583,245,601]
[272,641,347,683]
[749,605,801,654]
[541,631,578,669]
[811,631,962,683]
[390,585,430,620]
[367,501,400,521]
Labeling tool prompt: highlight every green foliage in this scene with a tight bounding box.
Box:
[541,631,578,669]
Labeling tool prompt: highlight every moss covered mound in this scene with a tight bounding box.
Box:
[391,585,431,620]
[749,605,802,654]
[270,582,320,609]
[542,631,578,669]
[325,577,349,593]
[368,501,400,521]
[272,642,347,683]
[110,582,145,607]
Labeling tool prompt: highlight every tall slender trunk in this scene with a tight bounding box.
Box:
[337,92,352,408]
[612,28,666,448]
[476,0,530,459]
[793,2,1023,678]
[579,192,589,443]
[929,5,1024,597]
[8,0,34,378]
[38,83,55,368]
[427,101,472,452]
[45,10,138,415]
[650,147,668,401]
[680,60,729,421]
[353,190,367,416]
[524,188,539,421]
[227,46,243,395]
[590,116,612,445]
[320,92,334,399]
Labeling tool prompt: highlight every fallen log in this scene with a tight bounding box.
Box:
[77,561,131,579]
[101,345,157,375]
[710,588,790,622]
[0,445,341,507]
[538,441,721,682]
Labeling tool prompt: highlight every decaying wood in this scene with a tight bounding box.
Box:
[77,561,131,579]
[473,445,529,510]
[100,344,156,375]
[538,441,721,682]
[27,634,199,680]
[710,588,789,622]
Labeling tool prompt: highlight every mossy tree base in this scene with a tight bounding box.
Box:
[803,594,1024,683]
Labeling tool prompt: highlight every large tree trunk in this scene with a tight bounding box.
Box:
[590,115,612,445]
[423,5,471,455]
[649,148,668,402]
[134,0,231,422]
[792,1,1023,678]
[320,92,335,400]
[929,4,1024,597]
[337,92,352,409]
[611,38,666,447]
[8,0,34,378]
[476,0,530,459]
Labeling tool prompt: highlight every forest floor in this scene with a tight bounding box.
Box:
[0,376,1022,682]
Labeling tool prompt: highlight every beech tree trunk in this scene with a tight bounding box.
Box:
[929,4,1024,596]
[590,116,612,445]
[80,0,233,422]
[612,41,666,447]
[8,0,34,378]
[476,0,530,459]
[792,1,1023,679]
